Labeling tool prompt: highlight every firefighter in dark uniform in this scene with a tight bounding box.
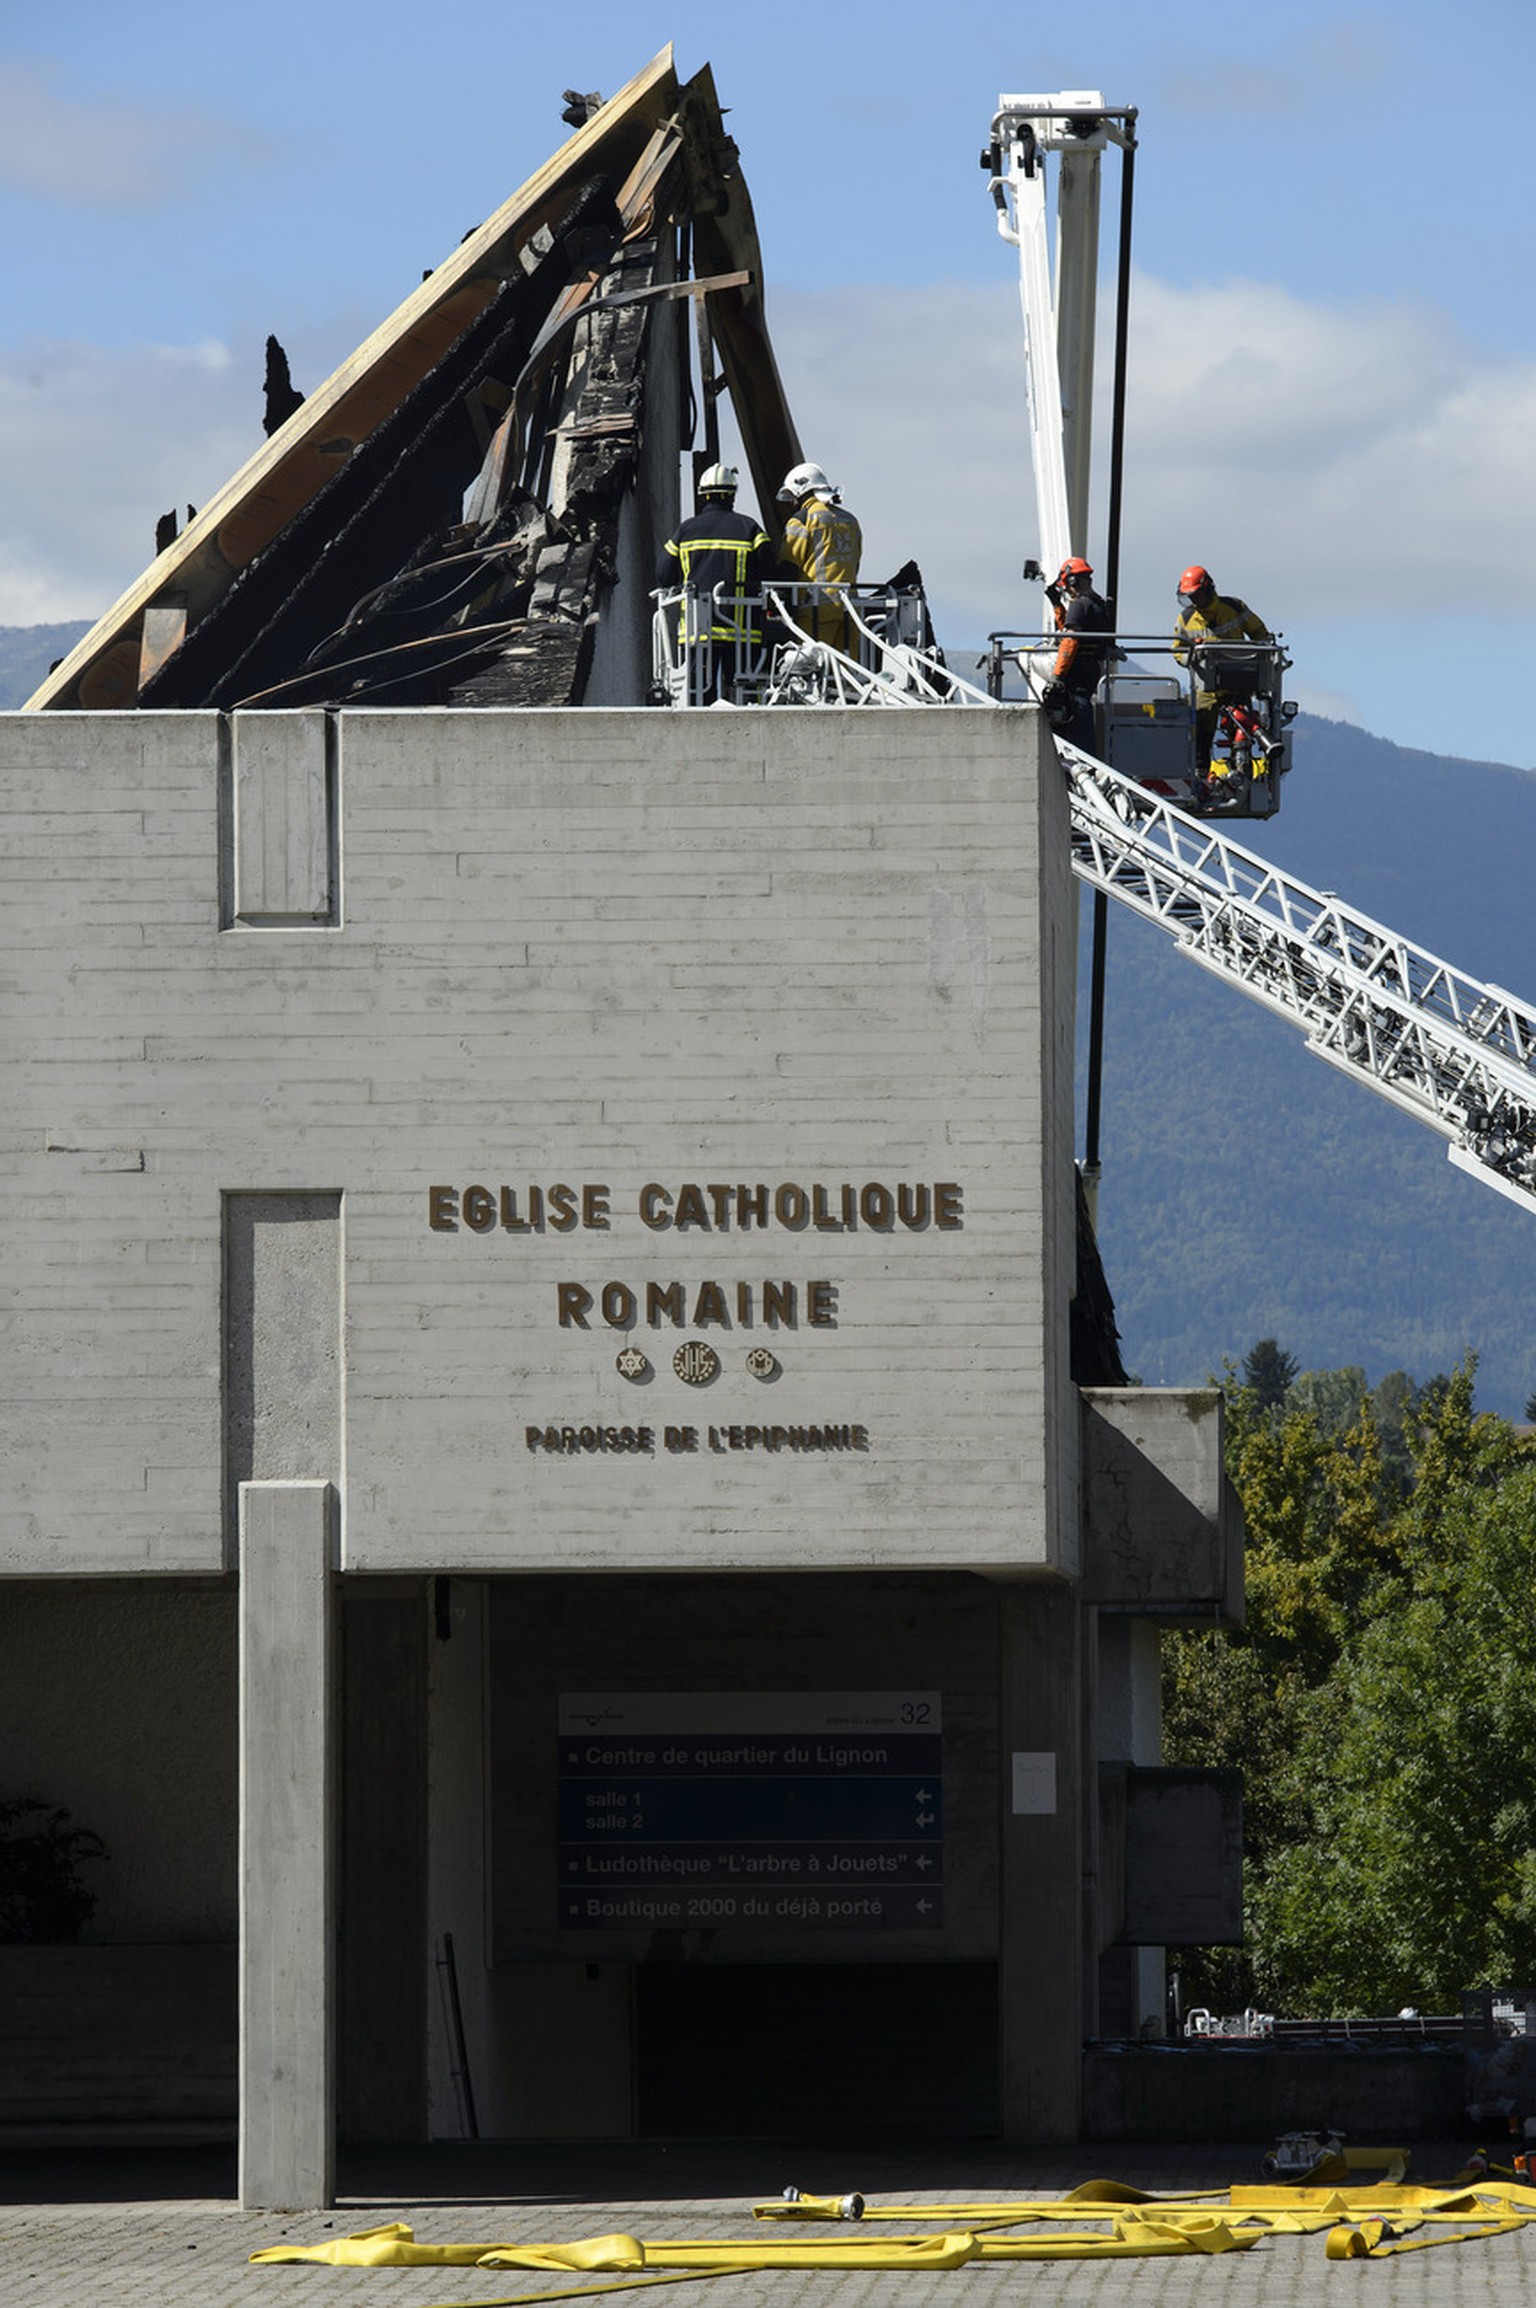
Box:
[657,464,776,702]
[1040,556,1113,752]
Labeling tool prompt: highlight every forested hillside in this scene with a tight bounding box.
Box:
[0,622,89,708]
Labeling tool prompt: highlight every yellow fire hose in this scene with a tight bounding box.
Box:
[252,2163,1536,2295]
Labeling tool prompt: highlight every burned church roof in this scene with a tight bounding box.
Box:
[28,47,800,714]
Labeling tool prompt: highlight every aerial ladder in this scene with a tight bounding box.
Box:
[653,93,1536,1219]
[1064,741,1536,1215]
[984,85,1536,1220]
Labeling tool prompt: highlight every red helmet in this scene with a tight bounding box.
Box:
[1057,556,1093,583]
[1177,564,1213,596]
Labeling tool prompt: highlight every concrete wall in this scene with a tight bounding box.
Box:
[0,1581,235,1939]
[1083,2045,1466,2141]
[0,1945,235,2132]
[0,704,1074,1579]
[1080,1389,1241,1619]
[0,695,1110,2161]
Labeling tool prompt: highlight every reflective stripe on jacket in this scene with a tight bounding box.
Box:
[782,496,862,589]
[659,511,773,639]
[1173,593,1272,703]
[1052,588,1113,689]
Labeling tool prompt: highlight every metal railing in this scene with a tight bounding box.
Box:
[987,630,1297,818]
[650,581,994,710]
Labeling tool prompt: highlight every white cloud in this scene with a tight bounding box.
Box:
[8,261,1536,739]
[1154,16,1395,117]
[1286,673,1362,725]
[0,57,273,209]
[765,271,1536,652]
[760,282,1037,628]
[0,338,256,622]
[1117,273,1536,622]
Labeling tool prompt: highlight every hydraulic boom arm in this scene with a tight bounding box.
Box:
[1063,741,1536,1216]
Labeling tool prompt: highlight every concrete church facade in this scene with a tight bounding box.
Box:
[0,698,1240,2201]
[1,49,1241,2211]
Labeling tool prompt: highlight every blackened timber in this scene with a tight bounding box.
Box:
[263,336,305,438]
[142,178,622,709]
[448,623,588,709]
[442,235,661,709]
[29,46,684,711]
[558,252,654,525]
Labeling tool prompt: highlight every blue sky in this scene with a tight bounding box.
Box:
[4,2,1535,762]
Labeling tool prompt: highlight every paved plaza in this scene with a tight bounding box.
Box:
[4,2140,1535,2308]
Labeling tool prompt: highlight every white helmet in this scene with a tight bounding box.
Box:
[777,460,835,505]
[698,462,738,498]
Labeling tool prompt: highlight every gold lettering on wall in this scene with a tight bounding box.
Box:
[429,1181,963,1234]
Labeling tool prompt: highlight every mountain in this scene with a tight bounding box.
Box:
[0,621,90,708]
[1084,715,1536,1418]
[3,624,1533,1413]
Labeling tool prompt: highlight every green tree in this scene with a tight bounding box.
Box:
[1288,1363,1365,1436]
[1259,1419,1536,2008]
[1164,1366,1399,2007]
[0,1799,107,1943]
[1241,1337,1299,1412]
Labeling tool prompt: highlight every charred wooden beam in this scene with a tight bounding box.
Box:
[142,178,622,709]
[28,46,683,711]
[262,336,305,437]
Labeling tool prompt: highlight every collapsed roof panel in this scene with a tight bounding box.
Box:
[28,48,800,715]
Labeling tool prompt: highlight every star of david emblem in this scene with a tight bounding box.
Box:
[616,1347,649,1380]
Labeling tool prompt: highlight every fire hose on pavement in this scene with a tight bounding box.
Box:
[251,2158,1536,2297]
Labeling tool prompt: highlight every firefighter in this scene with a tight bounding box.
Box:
[1040,555,1112,751]
[776,461,862,649]
[1172,565,1273,782]
[657,463,776,702]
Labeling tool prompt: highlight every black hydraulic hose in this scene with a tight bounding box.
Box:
[231,617,522,709]
[1084,885,1109,1183]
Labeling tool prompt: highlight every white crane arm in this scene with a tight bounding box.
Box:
[996,150,1072,579]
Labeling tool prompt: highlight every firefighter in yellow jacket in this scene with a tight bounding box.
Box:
[1172,565,1272,774]
[776,461,862,648]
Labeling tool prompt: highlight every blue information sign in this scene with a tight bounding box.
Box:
[557,1693,943,1930]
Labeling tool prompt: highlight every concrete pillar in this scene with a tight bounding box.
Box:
[239,1479,335,2208]
[998,1578,1083,2141]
